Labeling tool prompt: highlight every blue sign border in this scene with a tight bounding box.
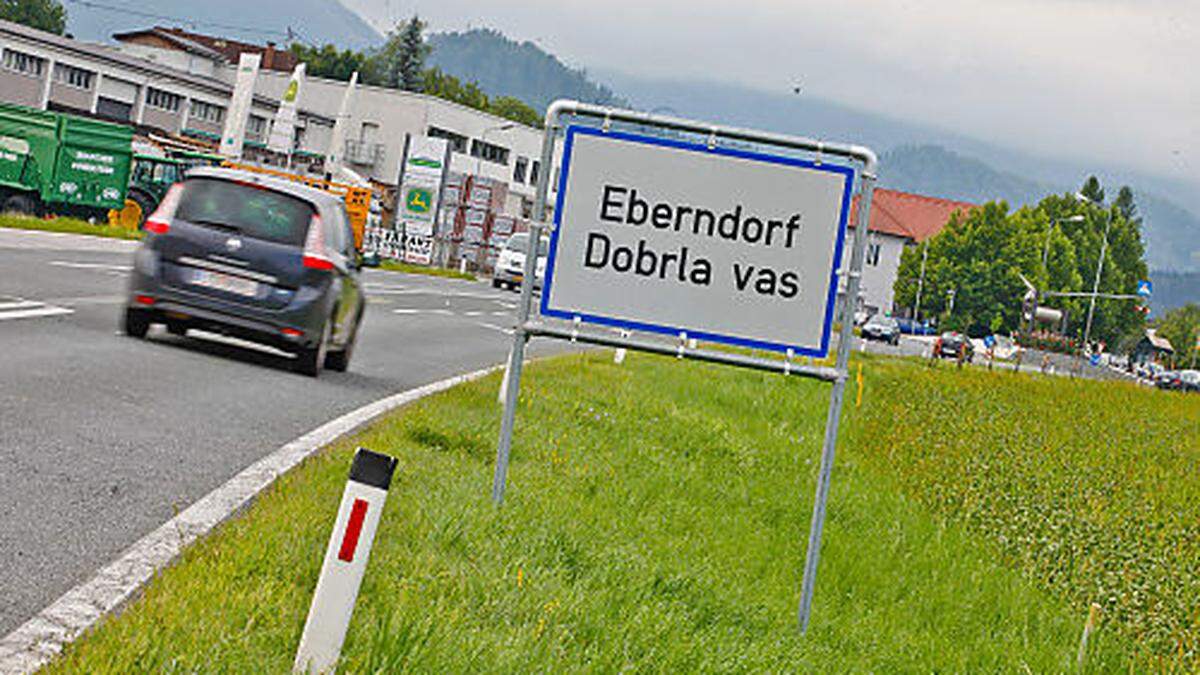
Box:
[539,125,857,357]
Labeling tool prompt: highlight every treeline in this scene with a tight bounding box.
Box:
[893,177,1150,349]
[426,29,627,113]
[289,17,542,128]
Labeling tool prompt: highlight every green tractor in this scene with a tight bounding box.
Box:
[112,155,187,228]
[112,151,224,228]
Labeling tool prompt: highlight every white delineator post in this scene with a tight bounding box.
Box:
[294,448,397,674]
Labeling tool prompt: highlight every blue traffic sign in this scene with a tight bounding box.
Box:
[983,335,997,348]
[1137,280,1153,297]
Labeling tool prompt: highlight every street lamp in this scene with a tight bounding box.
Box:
[475,122,515,176]
[913,241,929,323]
[1043,214,1085,274]
[1075,191,1114,353]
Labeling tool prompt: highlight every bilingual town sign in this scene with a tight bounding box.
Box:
[492,100,878,632]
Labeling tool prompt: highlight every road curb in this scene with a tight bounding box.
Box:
[0,365,501,674]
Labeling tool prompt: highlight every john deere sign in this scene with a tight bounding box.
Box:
[404,187,432,216]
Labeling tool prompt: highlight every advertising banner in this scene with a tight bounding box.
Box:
[267,63,305,154]
[219,53,261,159]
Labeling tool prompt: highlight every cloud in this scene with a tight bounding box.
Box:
[348,0,1197,184]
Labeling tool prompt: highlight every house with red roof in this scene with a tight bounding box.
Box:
[843,188,977,316]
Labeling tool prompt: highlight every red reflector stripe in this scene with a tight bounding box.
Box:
[280,327,303,337]
[337,499,369,562]
[144,220,169,234]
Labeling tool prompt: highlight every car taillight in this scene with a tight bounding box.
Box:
[144,183,183,235]
[302,214,335,271]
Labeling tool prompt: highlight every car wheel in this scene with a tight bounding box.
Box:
[166,321,187,337]
[325,309,361,373]
[492,278,502,289]
[294,318,330,377]
[123,306,150,338]
[2,193,40,216]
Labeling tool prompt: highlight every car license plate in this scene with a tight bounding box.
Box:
[191,269,258,297]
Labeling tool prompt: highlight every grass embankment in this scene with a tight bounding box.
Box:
[0,214,143,240]
[378,259,477,282]
[49,353,1196,672]
[851,360,1200,667]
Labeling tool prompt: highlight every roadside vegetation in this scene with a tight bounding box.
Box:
[0,214,142,240]
[48,350,1200,672]
[378,259,476,282]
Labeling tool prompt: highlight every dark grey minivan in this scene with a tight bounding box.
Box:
[123,167,366,377]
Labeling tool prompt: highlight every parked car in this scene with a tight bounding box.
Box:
[123,167,366,377]
[896,317,936,336]
[1155,370,1182,390]
[493,232,549,291]
[861,315,901,345]
[934,331,974,362]
[1179,370,1200,393]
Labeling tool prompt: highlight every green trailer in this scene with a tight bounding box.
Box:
[0,101,133,218]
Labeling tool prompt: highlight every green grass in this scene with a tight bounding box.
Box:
[378,259,476,281]
[0,214,143,240]
[48,351,1177,672]
[850,357,1200,668]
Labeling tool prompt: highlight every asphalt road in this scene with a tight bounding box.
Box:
[0,229,560,636]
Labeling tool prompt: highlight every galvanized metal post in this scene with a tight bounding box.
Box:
[797,169,876,633]
[491,115,557,505]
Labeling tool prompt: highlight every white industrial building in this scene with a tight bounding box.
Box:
[0,20,552,218]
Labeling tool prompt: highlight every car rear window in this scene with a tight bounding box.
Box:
[506,234,550,256]
[174,177,314,246]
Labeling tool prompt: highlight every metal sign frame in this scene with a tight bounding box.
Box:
[491,99,878,633]
[539,124,856,357]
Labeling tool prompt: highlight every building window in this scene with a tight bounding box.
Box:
[53,63,93,90]
[3,49,46,77]
[427,126,467,153]
[247,115,267,138]
[513,157,528,184]
[145,87,182,113]
[866,241,881,267]
[469,138,509,166]
[190,100,225,124]
[530,160,540,186]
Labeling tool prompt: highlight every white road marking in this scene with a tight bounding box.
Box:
[463,311,482,317]
[49,261,132,273]
[186,329,293,358]
[491,311,509,317]
[368,287,508,302]
[0,298,74,322]
[476,321,514,335]
[392,308,421,315]
[0,300,43,312]
[0,306,74,321]
[0,365,502,674]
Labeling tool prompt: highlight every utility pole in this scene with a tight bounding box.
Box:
[913,242,928,323]
[1081,207,1115,352]
[1043,214,1085,275]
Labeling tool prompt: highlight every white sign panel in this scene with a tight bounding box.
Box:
[219,53,261,159]
[267,63,305,154]
[542,126,854,356]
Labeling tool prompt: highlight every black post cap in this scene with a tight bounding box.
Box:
[348,447,397,490]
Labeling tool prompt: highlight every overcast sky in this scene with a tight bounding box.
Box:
[346,0,1196,185]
